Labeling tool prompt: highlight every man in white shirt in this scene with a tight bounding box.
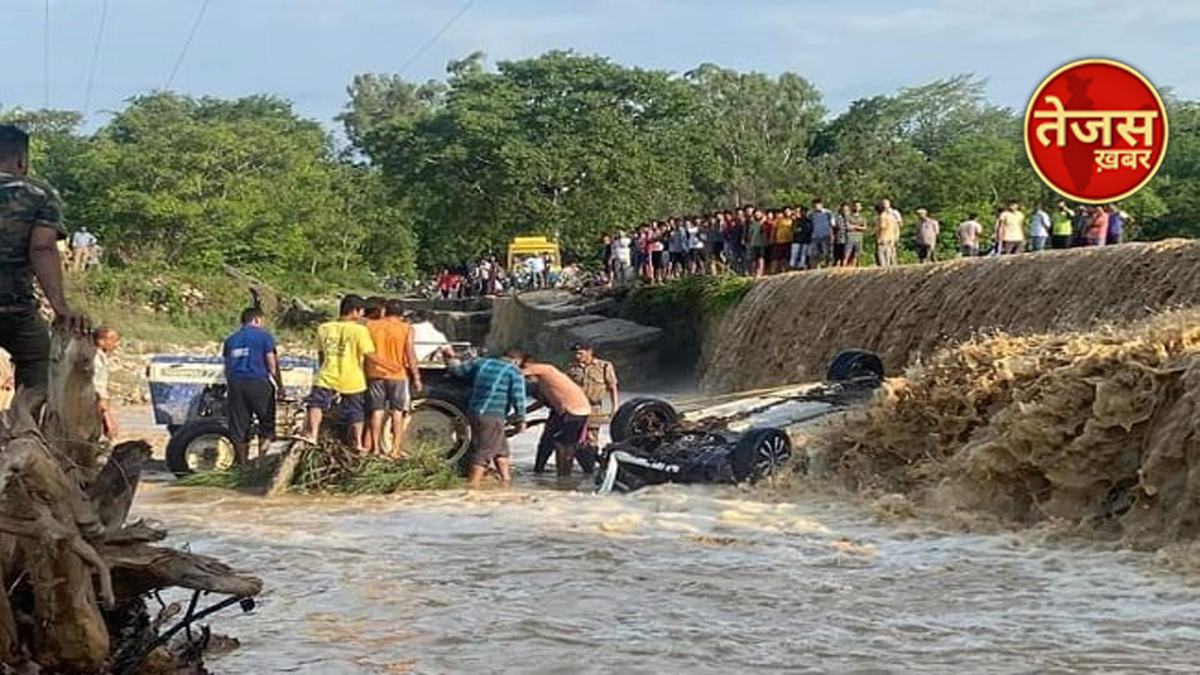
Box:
[529,255,547,289]
[611,231,633,286]
[71,226,98,271]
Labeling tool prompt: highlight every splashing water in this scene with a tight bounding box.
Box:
[134,428,1200,674]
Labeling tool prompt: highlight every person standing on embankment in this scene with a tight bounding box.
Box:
[996,202,1026,255]
[914,208,940,263]
[442,347,527,488]
[958,214,983,257]
[0,124,90,394]
[1052,201,1074,250]
[873,200,900,267]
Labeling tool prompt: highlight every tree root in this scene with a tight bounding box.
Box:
[1,333,262,673]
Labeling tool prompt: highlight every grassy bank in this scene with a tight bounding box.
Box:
[68,264,375,346]
[71,266,249,344]
[616,274,754,373]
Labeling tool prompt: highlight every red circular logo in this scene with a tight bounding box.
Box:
[1024,59,1168,204]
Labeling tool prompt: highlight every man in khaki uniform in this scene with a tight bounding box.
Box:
[565,342,620,448]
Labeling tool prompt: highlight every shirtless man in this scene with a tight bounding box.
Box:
[522,358,593,477]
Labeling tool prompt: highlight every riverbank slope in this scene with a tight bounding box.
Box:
[703,240,1200,393]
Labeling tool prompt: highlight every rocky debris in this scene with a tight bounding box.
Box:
[535,314,607,354]
[399,297,492,313]
[222,263,281,317]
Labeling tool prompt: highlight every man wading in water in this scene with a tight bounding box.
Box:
[442,347,527,488]
[524,358,593,477]
[0,125,90,393]
[565,342,619,453]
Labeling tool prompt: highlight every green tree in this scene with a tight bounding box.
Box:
[684,64,825,206]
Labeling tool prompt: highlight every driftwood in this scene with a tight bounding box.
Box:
[0,332,262,673]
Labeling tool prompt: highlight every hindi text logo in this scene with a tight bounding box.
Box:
[1024,59,1168,204]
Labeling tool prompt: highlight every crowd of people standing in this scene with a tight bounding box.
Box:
[599,198,1132,284]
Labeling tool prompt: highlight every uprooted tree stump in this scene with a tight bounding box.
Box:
[0,331,261,673]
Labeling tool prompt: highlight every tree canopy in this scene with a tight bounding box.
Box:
[3,49,1198,279]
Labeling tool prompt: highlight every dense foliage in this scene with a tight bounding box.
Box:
[2,95,416,286]
[3,50,1198,278]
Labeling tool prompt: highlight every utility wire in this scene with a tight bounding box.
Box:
[84,0,110,116]
[163,0,212,90]
[397,0,479,76]
[43,0,50,108]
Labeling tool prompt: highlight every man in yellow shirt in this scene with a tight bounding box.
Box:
[770,209,794,274]
[303,294,398,450]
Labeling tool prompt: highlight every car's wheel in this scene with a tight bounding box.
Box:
[610,398,680,443]
[730,427,792,482]
[826,349,884,384]
[407,394,475,471]
[166,419,237,477]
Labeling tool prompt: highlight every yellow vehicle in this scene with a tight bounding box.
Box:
[506,235,562,272]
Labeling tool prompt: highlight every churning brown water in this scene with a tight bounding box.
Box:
[133,432,1200,675]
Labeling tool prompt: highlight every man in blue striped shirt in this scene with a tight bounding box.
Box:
[442,347,527,487]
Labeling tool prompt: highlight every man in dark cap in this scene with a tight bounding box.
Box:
[0,124,90,392]
[565,342,620,451]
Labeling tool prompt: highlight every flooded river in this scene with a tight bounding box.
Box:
[132,424,1200,675]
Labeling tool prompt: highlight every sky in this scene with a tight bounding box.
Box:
[4,0,1200,134]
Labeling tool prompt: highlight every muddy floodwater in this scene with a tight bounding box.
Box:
[133,431,1200,674]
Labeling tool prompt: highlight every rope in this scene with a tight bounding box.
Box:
[163,0,212,90]
[83,0,110,117]
[398,0,479,76]
[43,0,50,108]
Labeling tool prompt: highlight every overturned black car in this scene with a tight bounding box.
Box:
[595,349,884,494]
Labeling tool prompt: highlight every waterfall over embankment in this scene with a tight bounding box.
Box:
[815,309,1200,549]
[702,240,1200,394]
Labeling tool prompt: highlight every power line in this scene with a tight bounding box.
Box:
[398,0,479,76]
[84,0,110,116]
[164,0,212,90]
[43,0,50,108]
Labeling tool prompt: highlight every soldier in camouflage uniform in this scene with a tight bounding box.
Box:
[0,124,89,391]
